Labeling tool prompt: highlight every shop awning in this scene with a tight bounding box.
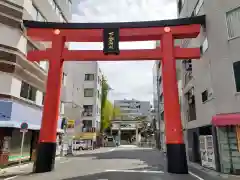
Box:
[212,113,240,126]
[0,121,64,133]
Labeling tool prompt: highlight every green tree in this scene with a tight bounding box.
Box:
[100,76,111,132]
[100,76,120,132]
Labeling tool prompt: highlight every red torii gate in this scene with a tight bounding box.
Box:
[23,15,205,174]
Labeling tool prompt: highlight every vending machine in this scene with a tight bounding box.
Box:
[199,135,216,170]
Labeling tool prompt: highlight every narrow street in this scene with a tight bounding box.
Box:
[0,146,227,180]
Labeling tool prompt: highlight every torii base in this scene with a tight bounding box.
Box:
[166,143,188,174]
[33,142,57,173]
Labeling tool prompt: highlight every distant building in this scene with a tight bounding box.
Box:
[114,99,151,121]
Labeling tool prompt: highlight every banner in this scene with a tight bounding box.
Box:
[67,120,75,129]
[74,132,96,140]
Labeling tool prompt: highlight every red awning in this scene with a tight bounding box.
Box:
[212,113,240,126]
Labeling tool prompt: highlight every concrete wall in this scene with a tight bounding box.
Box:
[180,0,240,129]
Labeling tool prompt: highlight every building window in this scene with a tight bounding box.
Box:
[97,90,100,98]
[84,88,94,97]
[226,7,240,39]
[82,120,92,132]
[160,111,164,120]
[233,61,240,92]
[183,59,192,72]
[20,81,37,102]
[201,90,208,103]
[200,37,209,54]
[83,105,93,116]
[85,74,94,81]
[62,72,67,86]
[42,93,45,105]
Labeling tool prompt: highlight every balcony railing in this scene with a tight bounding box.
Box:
[82,111,93,117]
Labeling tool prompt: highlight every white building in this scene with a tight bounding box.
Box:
[63,61,102,134]
[114,99,151,121]
[0,0,71,165]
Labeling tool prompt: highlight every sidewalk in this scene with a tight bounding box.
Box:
[189,162,240,180]
[0,156,63,176]
[160,150,240,180]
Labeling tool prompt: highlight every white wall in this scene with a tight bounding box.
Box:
[0,73,13,95]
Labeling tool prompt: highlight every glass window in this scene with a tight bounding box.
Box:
[20,81,37,102]
[226,7,240,39]
[233,61,240,92]
[85,74,94,81]
[84,88,94,97]
[62,72,67,86]
[42,93,45,105]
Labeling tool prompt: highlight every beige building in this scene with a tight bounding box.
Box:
[0,0,71,165]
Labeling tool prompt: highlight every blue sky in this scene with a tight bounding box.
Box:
[71,0,177,103]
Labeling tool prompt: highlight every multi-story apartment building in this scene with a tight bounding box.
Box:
[114,99,151,121]
[63,61,102,135]
[0,0,72,165]
[178,0,240,174]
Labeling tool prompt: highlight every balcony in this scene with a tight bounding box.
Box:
[82,111,93,117]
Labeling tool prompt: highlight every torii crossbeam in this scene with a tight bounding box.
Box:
[23,15,205,174]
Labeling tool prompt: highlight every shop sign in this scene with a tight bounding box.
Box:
[74,132,96,140]
[67,120,75,129]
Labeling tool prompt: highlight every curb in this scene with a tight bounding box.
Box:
[188,162,240,179]
[0,156,63,175]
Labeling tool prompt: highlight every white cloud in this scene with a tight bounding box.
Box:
[71,0,177,103]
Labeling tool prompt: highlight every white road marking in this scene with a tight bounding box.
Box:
[105,169,164,174]
[108,148,116,152]
[189,171,204,180]
[4,175,18,180]
[59,160,71,164]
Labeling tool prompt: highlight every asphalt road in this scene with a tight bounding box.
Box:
[0,146,227,180]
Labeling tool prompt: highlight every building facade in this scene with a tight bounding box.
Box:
[63,61,102,135]
[114,99,151,121]
[178,0,240,174]
[0,0,72,165]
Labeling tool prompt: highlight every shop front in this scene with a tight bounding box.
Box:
[212,113,240,175]
[0,100,64,166]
